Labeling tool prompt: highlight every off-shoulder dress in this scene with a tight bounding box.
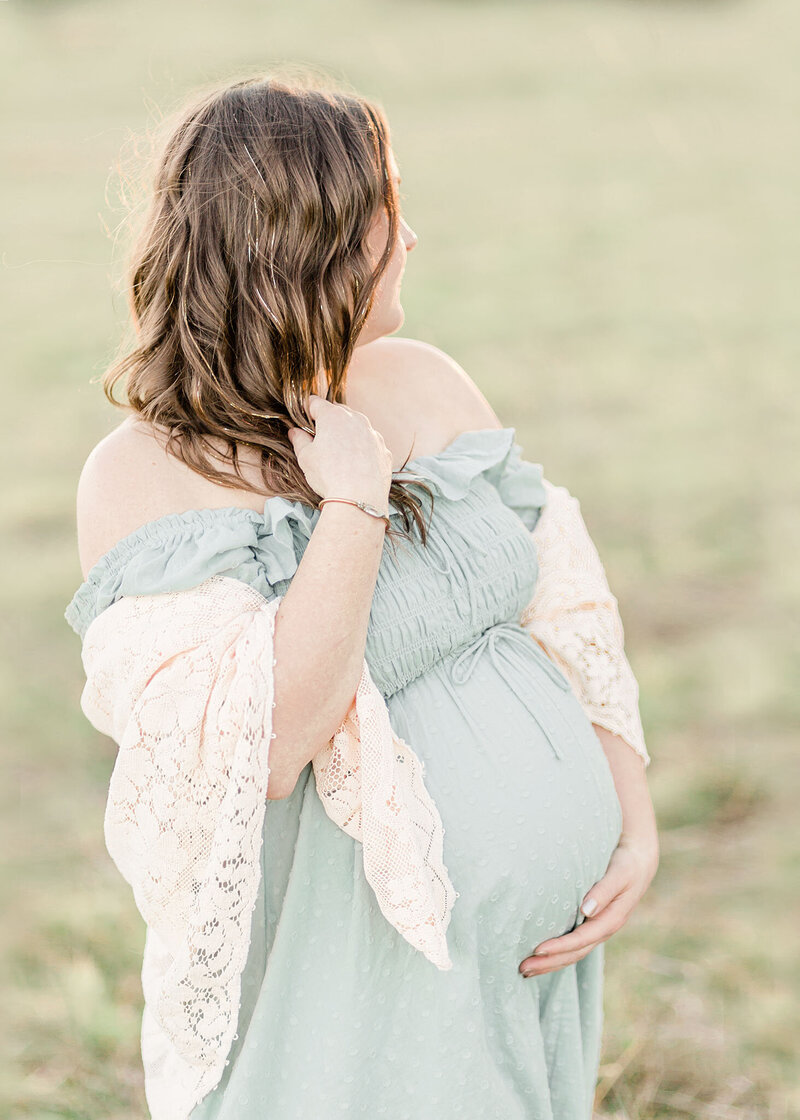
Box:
[65,427,625,1120]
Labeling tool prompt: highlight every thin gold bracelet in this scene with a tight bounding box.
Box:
[318,496,391,529]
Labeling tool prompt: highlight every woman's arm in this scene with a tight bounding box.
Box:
[268,500,388,799]
[265,392,397,800]
[593,724,659,867]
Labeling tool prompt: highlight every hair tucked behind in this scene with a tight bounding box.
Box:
[102,71,434,546]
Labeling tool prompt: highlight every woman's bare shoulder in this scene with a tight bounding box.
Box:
[348,336,504,458]
[73,416,263,579]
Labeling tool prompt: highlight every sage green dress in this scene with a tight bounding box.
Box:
[64,427,623,1120]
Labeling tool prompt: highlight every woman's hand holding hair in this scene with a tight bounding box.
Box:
[287,394,393,512]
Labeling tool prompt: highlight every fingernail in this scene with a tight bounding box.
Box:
[581,897,598,916]
[522,970,535,979]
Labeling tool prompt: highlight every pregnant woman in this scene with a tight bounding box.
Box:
[65,75,658,1120]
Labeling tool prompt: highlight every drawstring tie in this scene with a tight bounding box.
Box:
[448,620,574,760]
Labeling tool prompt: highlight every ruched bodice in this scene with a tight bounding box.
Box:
[366,448,545,697]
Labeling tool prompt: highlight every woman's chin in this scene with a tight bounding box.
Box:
[358,302,405,346]
[386,302,405,335]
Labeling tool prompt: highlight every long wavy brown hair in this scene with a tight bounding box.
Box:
[102,71,434,546]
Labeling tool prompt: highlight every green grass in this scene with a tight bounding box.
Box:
[1,0,797,1116]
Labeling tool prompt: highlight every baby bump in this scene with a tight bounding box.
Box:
[384,639,624,955]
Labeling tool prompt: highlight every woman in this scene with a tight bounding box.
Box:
[65,74,658,1120]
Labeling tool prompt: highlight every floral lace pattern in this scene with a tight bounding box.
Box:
[80,582,280,1114]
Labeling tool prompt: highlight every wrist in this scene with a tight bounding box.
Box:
[318,496,390,528]
[617,829,659,872]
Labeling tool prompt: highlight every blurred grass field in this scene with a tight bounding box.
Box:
[1,0,797,1116]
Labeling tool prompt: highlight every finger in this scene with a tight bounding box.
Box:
[519,897,631,969]
[579,863,634,920]
[519,925,611,972]
[520,937,602,976]
[519,872,630,965]
[287,427,313,451]
[521,943,599,977]
[306,393,330,418]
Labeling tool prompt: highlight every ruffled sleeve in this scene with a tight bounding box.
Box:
[394,426,547,532]
[64,496,319,642]
[488,436,548,532]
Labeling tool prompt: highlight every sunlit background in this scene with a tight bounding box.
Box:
[2,0,797,1116]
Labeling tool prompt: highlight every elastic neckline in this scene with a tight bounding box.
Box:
[66,426,520,635]
[392,426,515,474]
[76,426,517,585]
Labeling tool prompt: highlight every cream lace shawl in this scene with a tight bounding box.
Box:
[75,479,649,1120]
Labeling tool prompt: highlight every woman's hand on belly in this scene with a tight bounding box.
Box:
[518,839,659,977]
[519,726,659,978]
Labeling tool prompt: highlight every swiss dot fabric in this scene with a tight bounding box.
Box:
[66,427,625,1120]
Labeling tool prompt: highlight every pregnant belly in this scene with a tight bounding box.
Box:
[384,642,624,958]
